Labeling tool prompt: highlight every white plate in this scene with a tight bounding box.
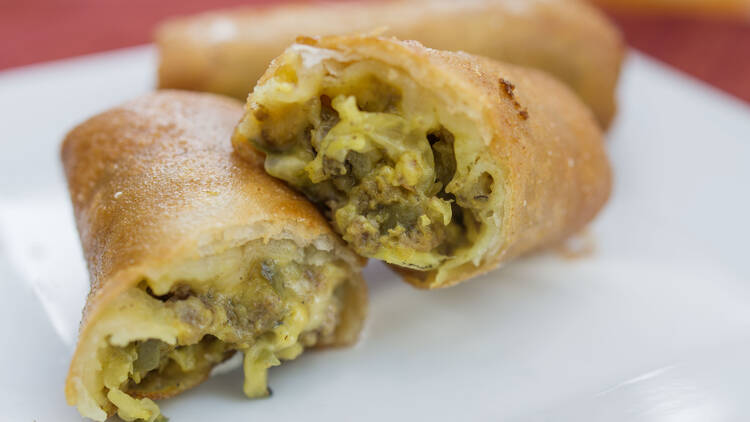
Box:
[1,47,749,421]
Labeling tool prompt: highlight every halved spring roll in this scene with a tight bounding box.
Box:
[62,91,367,422]
[232,35,612,289]
[156,0,624,127]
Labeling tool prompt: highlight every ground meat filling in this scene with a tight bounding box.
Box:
[253,77,493,270]
[103,254,348,418]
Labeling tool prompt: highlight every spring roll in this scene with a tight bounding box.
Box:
[232,35,612,289]
[156,0,624,127]
[62,91,367,421]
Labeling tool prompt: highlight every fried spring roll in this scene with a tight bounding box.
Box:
[156,0,624,127]
[62,91,367,421]
[232,35,612,289]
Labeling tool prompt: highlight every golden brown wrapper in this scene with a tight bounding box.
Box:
[233,35,612,289]
[156,0,624,127]
[62,91,366,420]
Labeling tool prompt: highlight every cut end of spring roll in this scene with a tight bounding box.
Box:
[62,91,367,421]
[233,35,612,289]
[156,0,624,128]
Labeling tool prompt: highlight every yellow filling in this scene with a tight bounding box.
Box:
[86,239,351,421]
[237,48,503,275]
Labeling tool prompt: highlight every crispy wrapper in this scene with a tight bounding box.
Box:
[62,91,366,421]
[233,35,612,289]
[156,0,624,127]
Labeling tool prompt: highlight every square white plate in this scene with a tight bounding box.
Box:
[1,47,749,421]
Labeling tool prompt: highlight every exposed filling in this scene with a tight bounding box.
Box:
[237,48,502,272]
[87,239,353,422]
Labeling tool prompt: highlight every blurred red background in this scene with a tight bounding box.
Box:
[1,0,749,104]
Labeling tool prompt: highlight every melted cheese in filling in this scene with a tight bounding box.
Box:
[82,239,352,421]
[237,47,503,276]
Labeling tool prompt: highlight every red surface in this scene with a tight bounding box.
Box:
[1,0,749,103]
[610,13,750,104]
[0,0,271,68]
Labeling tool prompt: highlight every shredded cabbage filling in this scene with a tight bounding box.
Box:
[247,60,497,271]
[95,240,351,421]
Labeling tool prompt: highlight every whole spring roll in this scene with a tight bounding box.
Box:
[156,0,624,127]
[63,91,367,421]
[232,35,612,289]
